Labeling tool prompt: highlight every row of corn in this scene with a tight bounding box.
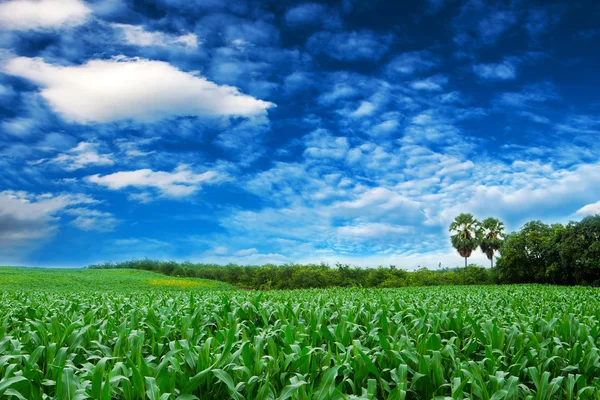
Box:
[1,285,599,399]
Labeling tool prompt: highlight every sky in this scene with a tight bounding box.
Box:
[0,0,599,269]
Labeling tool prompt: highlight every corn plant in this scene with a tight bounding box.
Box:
[1,285,599,399]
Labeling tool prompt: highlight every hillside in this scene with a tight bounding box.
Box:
[0,267,235,292]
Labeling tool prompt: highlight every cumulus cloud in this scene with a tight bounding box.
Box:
[577,201,600,216]
[0,0,91,31]
[1,117,38,137]
[473,61,516,80]
[336,222,412,239]
[65,208,118,232]
[222,182,433,265]
[410,75,448,91]
[303,129,350,160]
[453,2,517,47]
[433,162,600,230]
[370,119,399,136]
[233,248,259,256]
[285,3,340,29]
[86,165,221,198]
[350,101,376,118]
[517,111,551,124]
[3,57,275,123]
[478,11,517,44]
[496,82,560,108]
[307,30,393,61]
[114,137,158,157]
[46,142,113,171]
[112,23,199,48]
[0,190,112,256]
[285,3,326,26]
[318,83,359,105]
[332,187,425,225]
[385,51,439,75]
[556,115,600,135]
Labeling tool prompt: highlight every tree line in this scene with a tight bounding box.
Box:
[89,260,494,290]
[497,216,600,285]
[449,213,600,286]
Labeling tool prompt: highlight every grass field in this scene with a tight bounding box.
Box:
[0,267,235,292]
[1,269,599,399]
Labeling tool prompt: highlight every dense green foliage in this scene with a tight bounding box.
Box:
[0,267,235,292]
[89,260,495,289]
[496,215,600,286]
[1,285,599,399]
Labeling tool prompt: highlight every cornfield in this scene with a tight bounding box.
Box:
[1,285,599,399]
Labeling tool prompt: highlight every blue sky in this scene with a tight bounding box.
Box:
[1,0,599,268]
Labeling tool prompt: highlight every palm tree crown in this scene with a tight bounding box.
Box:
[479,217,504,268]
[449,213,481,267]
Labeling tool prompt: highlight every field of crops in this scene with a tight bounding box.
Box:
[1,272,599,399]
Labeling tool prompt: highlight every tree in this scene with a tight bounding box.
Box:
[574,215,600,284]
[496,221,556,283]
[449,213,481,268]
[479,218,505,268]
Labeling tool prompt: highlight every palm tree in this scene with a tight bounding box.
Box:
[479,217,504,268]
[449,213,481,268]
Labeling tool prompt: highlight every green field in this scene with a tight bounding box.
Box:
[0,267,235,292]
[1,269,599,399]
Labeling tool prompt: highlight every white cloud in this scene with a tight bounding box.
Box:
[234,248,259,256]
[1,117,37,137]
[556,115,600,135]
[432,162,600,231]
[410,75,448,91]
[331,187,424,225]
[577,201,600,216]
[519,111,551,124]
[351,101,376,117]
[48,141,113,170]
[245,162,346,205]
[285,3,328,27]
[3,56,275,123]
[0,190,111,257]
[112,23,199,49]
[437,160,474,176]
[114,137,158,157]
[65,208,118,232]
[318,83,358,105]
[0,0,91,31]
[473,61,516,80]
[303,129,349,160]
[336,223,412,239]
[212,246,229,255]
[370,119,399,136]
[87,165,221,198]
[307,30,393,61]
[496,82,560,108]
[385,51,439,75]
